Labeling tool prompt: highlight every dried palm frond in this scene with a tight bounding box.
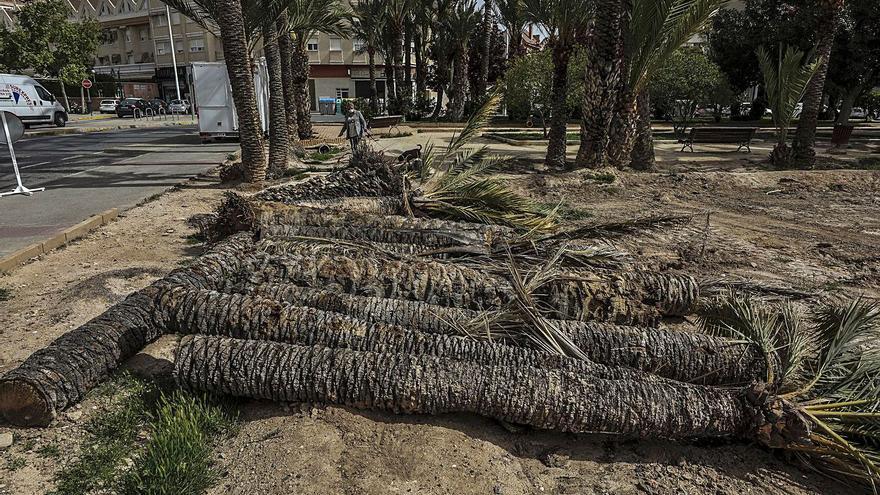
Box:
[541,214,696,243]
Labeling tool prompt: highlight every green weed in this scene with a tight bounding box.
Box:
[584,172,617,184]
[36,443,61,459]
[6,456,26,471]
[0,287,11,302]
[121,391,235,495]
[308,146,343,161]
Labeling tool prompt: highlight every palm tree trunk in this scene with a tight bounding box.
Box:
[449,48,469,120]
[368,49,379,113]
[244,283,767,385]
[176,335,766,439]
[160,288,649,380]
[575,0,627,169]
[262,21,290,177]
[605,90,638,170]
[277,14,304,158]
[402,24,412,115]
[291,42,313,139]
[216,0,267,182]
[432,88,445,119]
[0,234,255,426]
[546,41,572,169]
[792,13,837,169]
[414,30,427,100]
[834,84,862,125]
[629,90,655,171]
[477,0,493,98]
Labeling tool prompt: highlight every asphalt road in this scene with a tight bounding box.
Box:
[0,125,237,258]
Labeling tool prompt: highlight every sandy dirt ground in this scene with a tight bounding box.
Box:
[1,132,877,494]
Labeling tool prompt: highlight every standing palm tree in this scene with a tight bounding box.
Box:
[351,0,386,114]
[523,0,592,168]
[277,12,305,158]
[604,0,726,170]
[429,0,456,118]
[575,0,628,169]
[263,16,290,176]
[445,0,482,120]
[757,45,821,167]
[792,0,845,168]
[476,0,495,98]
[496,0,527,60]
[286,0,349,139]
[165,0,268,182]
[383,0,410,115]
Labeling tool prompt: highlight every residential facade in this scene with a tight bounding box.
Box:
[2,0,391,109]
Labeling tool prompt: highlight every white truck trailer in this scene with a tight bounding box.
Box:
[191,60,269,143]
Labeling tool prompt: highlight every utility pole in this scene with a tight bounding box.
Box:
[165,5,182,102]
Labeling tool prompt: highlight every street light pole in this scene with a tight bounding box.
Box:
[165,5,182,102]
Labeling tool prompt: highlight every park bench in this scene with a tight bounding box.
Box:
[678,127,758,152]
[368,115,403,135]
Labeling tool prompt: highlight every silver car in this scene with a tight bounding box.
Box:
[99,99,119,113]
[169,99,190,114]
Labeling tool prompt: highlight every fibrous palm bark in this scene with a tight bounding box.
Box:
[216,0,267,182]
[291,42,313,139]
[448,47,470,121]
[629,90,655,171]
[177,336,801,440]
[262,21,290,177]
[239,249,698,324]
[159,287,650,380]
[545,42,572,169]
[254,157,405,203]
[277,13,305,158]
[242,283,767,385]
[792,2,841,169]
[575,0,627,169]
[0,234,255,426]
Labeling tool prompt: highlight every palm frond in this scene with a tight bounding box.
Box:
[757,44,822,136]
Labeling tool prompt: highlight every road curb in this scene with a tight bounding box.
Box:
[25,120,195,138]
[0,208,118,274]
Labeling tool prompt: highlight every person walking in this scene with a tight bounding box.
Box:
[338,103,369,156]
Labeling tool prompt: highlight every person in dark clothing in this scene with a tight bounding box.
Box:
[338,103,369,156]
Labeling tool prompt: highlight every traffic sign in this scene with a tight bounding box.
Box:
[81,79,93,89]
[0,111,23,145]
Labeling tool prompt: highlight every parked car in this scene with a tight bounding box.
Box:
[851,107,867,120]
[99,99,120,113]
[147,98,168,114]
[0,73,68,127]
[116,97,148,118]
[169,99,190,114]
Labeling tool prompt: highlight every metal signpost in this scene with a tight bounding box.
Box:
[82,79,93,115]
[0,110,44,198]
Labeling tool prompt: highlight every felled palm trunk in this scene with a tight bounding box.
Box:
[545,41,572,169]
[290,42,313,140]
[629,90,655,171]
[242,283,767,385]
[0,234,255,426]
[575,0,627,169]
[216,0,266,182]
[262,22,290,177]
[159,288,649,380]
[177,336,800,441]
[239,249,699,323]
[254,160,406,203]
[257,196,405,216]
[276,14,304,158]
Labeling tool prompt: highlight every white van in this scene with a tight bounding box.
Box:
[0,74,68,127]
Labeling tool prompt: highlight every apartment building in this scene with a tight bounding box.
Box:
[2,0,397,109]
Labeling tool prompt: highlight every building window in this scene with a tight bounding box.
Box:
[353,40,365,53]
[172,12,181,24]
[307,39,319,51]
[125,28,132,42]
[189,38,205,52]
[157,41,171,55]
[329,38,342,51]
[156,14,166,26]
[335,88,349,98]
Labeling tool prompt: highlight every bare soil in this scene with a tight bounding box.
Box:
[2,155,878,494]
